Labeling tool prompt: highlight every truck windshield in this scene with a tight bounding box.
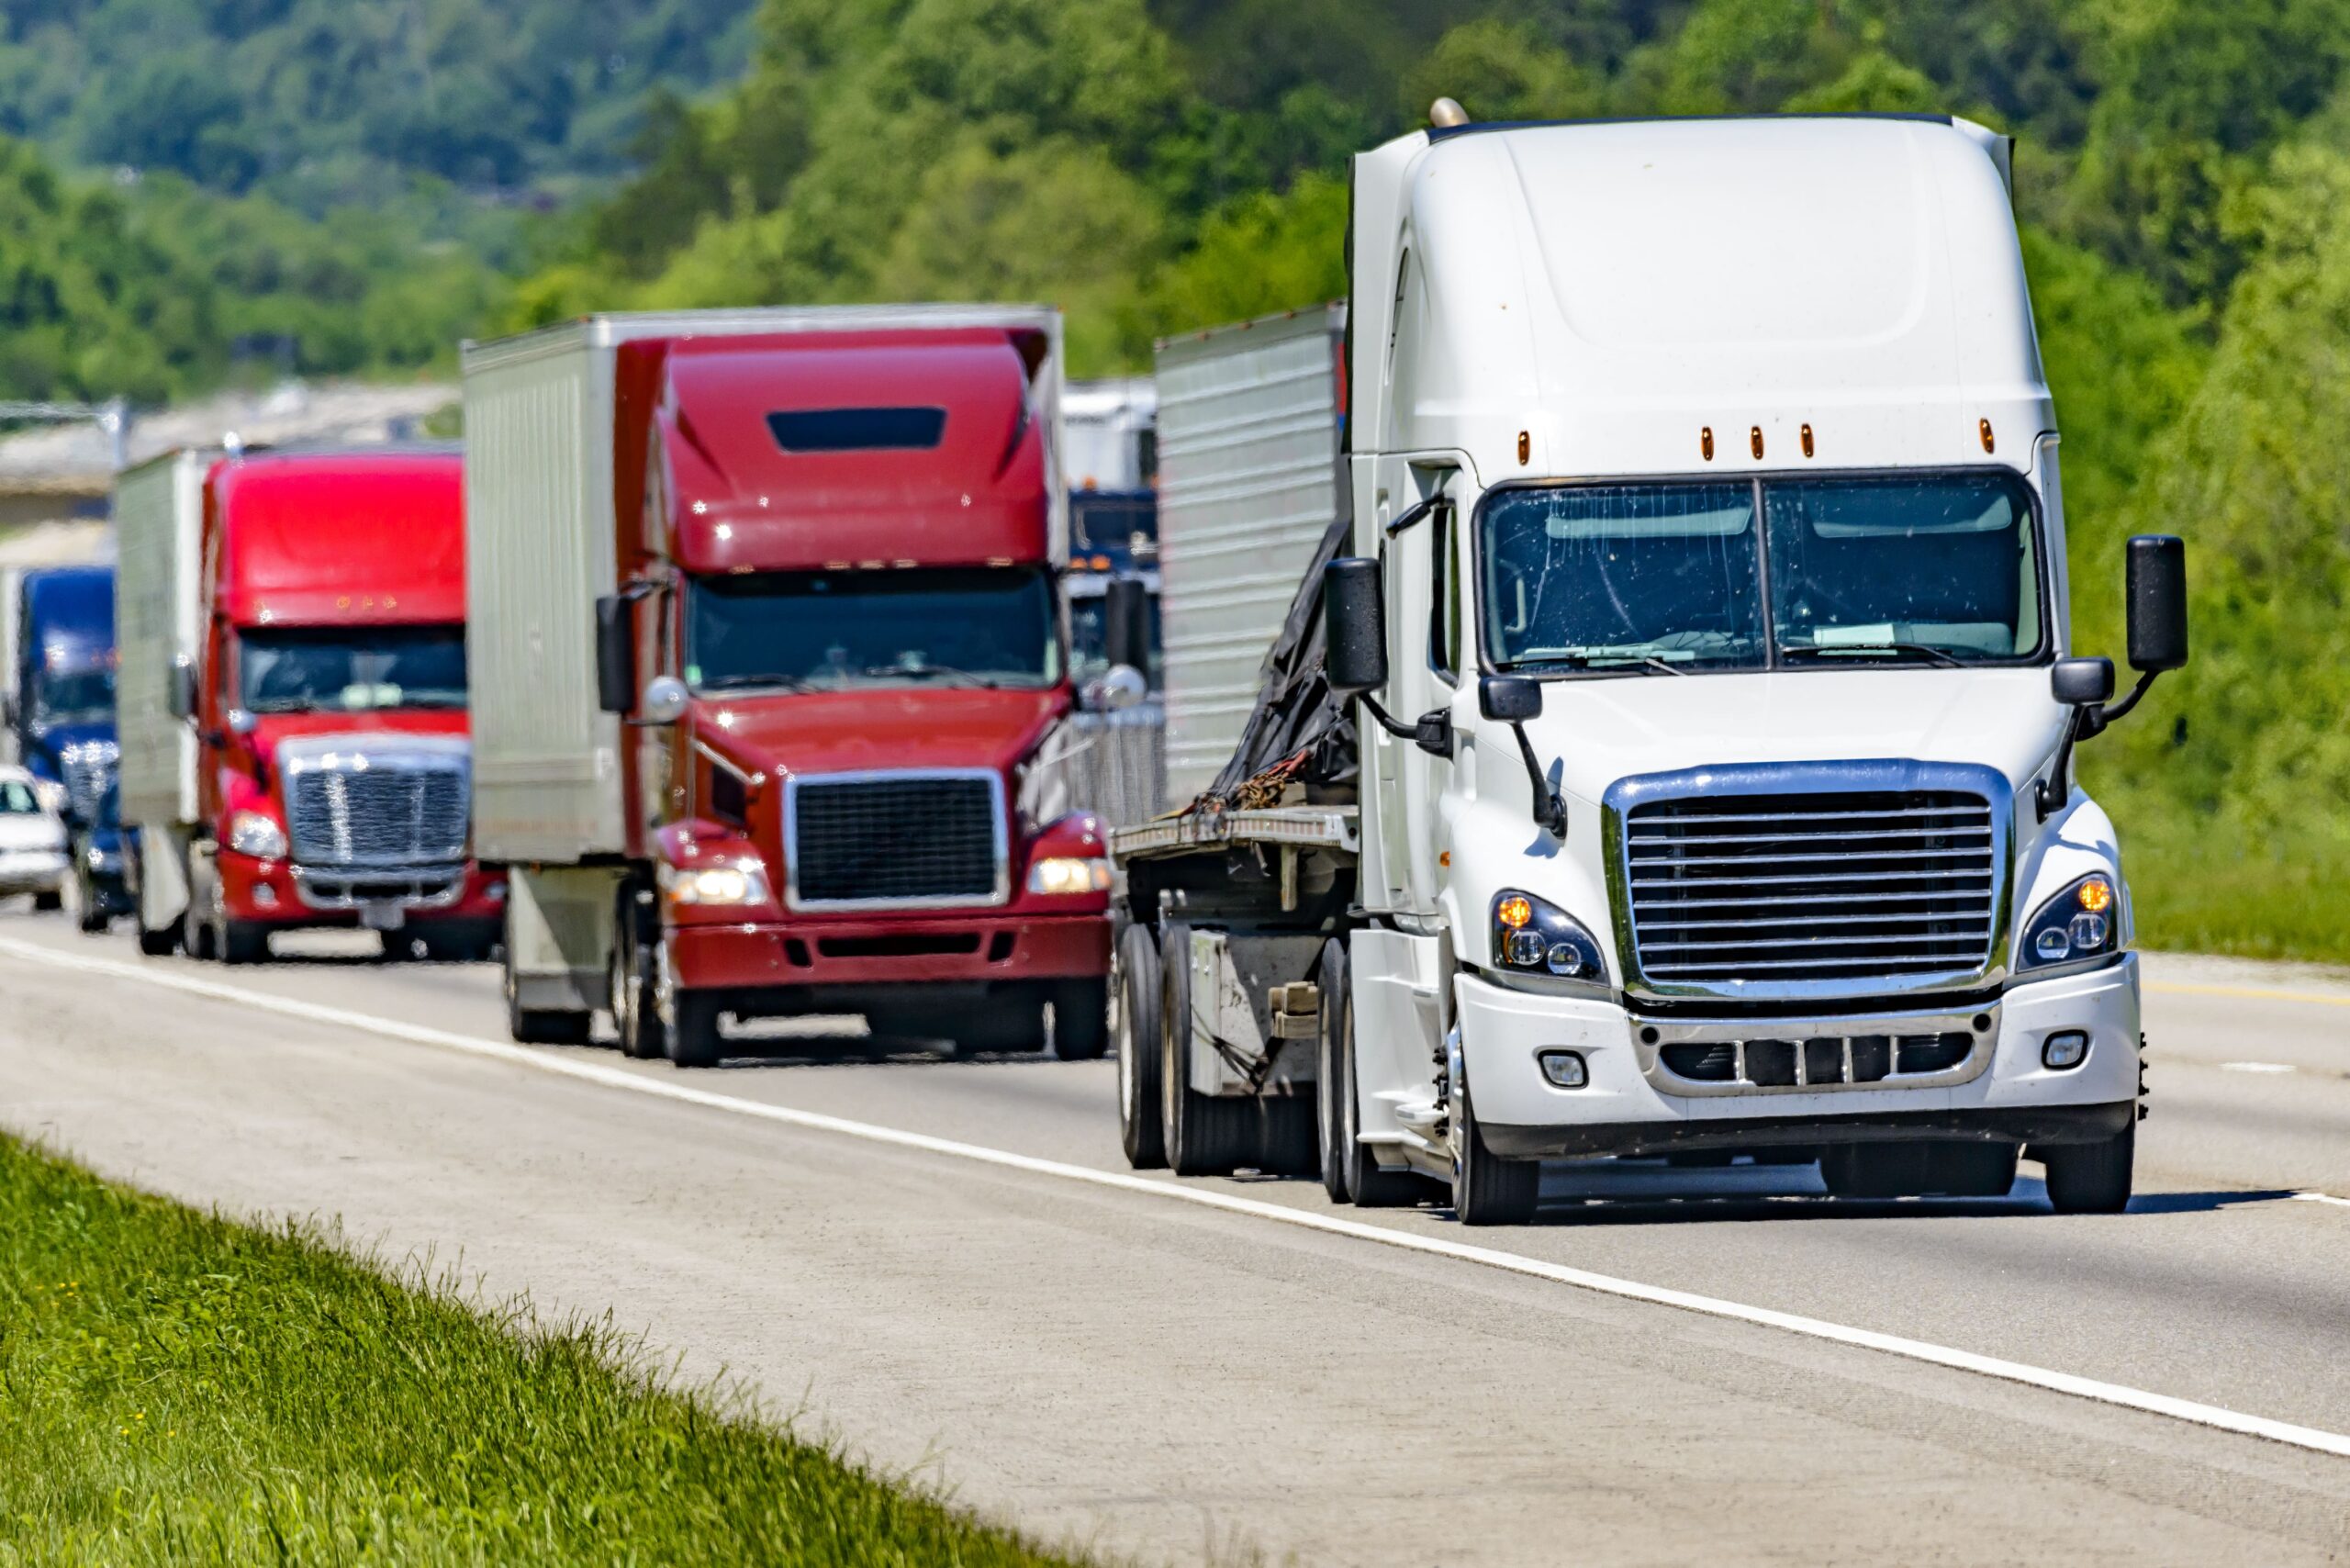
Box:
[1479,471,2043,673]
[30,667,115,727]
[239,625,468,712]
[688,567,1059,693]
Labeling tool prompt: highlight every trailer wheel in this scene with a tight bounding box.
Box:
[502,939,591,1046]
[2041,1122,2133,1215]
[666,991,726,1069]
[135,919,177,958]
[1051,978,1110,1059]
[1158,921,1252,1176]
[1450,1068,1539,1226]
[1315,940,1425,1207]
[1115,924,1166,1170]
[1821,1140,2020,1200]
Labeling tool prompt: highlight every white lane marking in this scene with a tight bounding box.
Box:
[10,933,2350,1465]
[2291,1193,2350,1209]
[2220,1061,2300,1074]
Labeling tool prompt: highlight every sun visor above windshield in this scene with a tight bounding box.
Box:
[644,332,1052,575]
[209,452,466,628]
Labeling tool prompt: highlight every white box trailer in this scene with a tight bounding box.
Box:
[112,449,207,937]
[1153,306,1348,803]
[460,306,1069,867]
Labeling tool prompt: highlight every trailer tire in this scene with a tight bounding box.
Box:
[1115,924,1166,1170]
[666,991,726,1069]
[1051,978,1111,1059]
[1821,1140,2019,1200]
[502,947,591,1046]
[2041,1122,2133,1215]
[30,889,62,913]
[135,920,177,958]
[1158,921,1253,1176]
[1315,939,1425,1207]
[1450,1069,1539,1226]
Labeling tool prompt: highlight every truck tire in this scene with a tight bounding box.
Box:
[1115,924,1166,1170]
[952,994,1049,1055]
[1315,939,1424,1208]
[1051,977,1111,1060]
[666,991,727,1069]
[1256,1096,1320,1177]
[502,950,591,1046]
[1821,1140,2019,1200]
[610,891,666,1060]
[1450,1069,1539,1226]
[30,889,62,913]
[2041,1122,2133,1215]
[217,920,270,966]
[135,919,178,958]
[1158,921,1253,1176]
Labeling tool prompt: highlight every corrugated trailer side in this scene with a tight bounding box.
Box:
[460,326,623,862]
[113,451,203,832]
[1153,306,1348,803]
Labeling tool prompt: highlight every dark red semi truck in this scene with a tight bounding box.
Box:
[462,308,1114,1065]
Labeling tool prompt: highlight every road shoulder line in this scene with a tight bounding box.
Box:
[9,932,2350,1465]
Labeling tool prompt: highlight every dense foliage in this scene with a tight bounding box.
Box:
[4,0,2346,952]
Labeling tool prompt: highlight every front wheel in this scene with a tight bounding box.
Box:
[1115,924,1166,1170]
[611,890,667,1059]
[666,991,727,1069]
[2042,1122,2134,1215]
[1051,978,1110,1060]
[30,888,63,913]
[1450,1067,1539,1226]
[217,919,270,966]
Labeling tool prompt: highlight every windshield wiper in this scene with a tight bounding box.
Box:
[856,664,1002,689]
[699,673,813,693]
[1781,643,1964,668]
[1586,655,1689,678]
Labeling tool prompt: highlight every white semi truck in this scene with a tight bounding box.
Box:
[1111,112,2188,1221]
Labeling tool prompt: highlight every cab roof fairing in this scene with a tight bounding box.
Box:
[631,331,1055,577]
[206,451,467,628]
[1350,116,2053,484]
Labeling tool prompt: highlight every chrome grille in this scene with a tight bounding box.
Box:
[59,743,117,821]
[285,757,469,868]
[787,770,1006,909]
[1624,788,1998,991]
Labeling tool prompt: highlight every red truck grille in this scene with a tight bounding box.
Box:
[785,770,1007,910]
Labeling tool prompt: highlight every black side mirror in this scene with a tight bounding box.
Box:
[168,657,196,722]
[1103,576,1150,674]
[1479,676,1543,723]
[2050,656,2114,708]
[1324,557,1389,696]
[595,593,632,714]
[2126,534,2188,673]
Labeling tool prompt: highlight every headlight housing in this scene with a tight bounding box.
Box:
[1026,856,1112,896]
[1491,890,1607,982]
[227,810,287,860]
[2020,872,2119,969]
[659,857,773,907]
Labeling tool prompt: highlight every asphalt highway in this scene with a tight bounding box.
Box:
[0,910,2345,1564]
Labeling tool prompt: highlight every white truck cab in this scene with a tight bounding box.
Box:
[1113,113,2187,1223]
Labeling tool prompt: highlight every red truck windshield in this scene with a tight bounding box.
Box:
[687,567,1058,694]
[239,625,468,713]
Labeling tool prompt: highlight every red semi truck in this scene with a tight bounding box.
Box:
[114,446,507,962]
[461,308,1114,1065]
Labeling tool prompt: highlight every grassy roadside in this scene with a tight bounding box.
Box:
[0,1136,1087,1566]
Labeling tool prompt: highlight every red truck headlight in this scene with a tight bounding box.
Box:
[659,857,772,907]
[1026,857,1113,896]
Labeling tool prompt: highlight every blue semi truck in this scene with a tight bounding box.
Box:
[2,565,127,926]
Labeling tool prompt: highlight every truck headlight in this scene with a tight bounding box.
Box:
[1492,890,1607,981]
[227,810,287,860]
[2020,873,2119,969]
[660,858,772,907]
[1027,856,1112,895]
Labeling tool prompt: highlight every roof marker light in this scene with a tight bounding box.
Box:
[1700,427,1715,461]
[1750,426,1764,460]
[1516,430,1530,465]
[1980,419,1996,454]
[1801,424,1815,458]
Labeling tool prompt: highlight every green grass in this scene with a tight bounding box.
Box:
[0,1137,1087,1567]
[2127,827,2350,966]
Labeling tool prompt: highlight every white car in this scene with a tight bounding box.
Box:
[0,765,69,907]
